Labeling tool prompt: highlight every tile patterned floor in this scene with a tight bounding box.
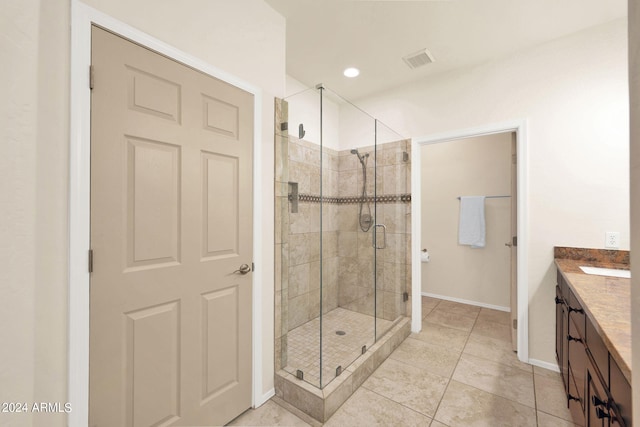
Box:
[230,297,581,427]
[284,307,393,387]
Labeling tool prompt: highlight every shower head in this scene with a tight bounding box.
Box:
[350,148,369,162]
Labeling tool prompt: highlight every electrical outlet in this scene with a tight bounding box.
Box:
[605,231,620,249]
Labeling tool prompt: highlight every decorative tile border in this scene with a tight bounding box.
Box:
[291,193,411,204]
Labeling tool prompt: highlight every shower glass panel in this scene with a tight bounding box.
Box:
[322,87,377,388]
[279,85,408,390]
[281,86,322,388]
[374,121,409,338]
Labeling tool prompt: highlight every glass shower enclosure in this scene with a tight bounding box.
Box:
[275,84,411,389]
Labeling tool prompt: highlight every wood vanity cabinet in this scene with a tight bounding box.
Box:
[585,356,630,427]
[555,279,568,388]
[586,360,610,427]
[609,356,632,427]
[568,306,587,422]
[556,270,632,427]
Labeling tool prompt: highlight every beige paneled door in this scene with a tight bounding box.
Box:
[89,26,253,426]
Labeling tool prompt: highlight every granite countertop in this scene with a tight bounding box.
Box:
[554,247,631,383]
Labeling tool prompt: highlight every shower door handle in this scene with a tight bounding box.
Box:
[372,224,387,249]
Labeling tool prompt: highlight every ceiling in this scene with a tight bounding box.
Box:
[265,0,627,101]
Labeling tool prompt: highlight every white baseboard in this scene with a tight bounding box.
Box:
[421,292,510,312]
[255,388,276,408]
[529,358,560,373]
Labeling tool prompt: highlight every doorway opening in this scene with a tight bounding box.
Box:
[421,132,517,350]
[411,120,528,363]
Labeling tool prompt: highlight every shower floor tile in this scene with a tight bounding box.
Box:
[284,307,393,387]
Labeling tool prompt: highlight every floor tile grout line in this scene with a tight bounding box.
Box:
[462,311,533,373]
[455,307,540,411]
[410,326,470,354]
[535,406,579,425]
[458,345,533,374]
[455,361,538,404]
[456,304,544,415]
[428,307,477,423]
[360,383,437,422]
[532,372,540,426]
[444,378,538,411]
[429,377,453,426]
[429,306,543,417]
[392,300,535,419]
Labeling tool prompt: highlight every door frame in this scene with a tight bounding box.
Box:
[69,2,265,425]
[410,119,529,364]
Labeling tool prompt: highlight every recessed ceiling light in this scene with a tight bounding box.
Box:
[343,67,360,78]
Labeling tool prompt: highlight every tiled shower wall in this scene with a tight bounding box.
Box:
[287,139,339,331]
[336,142,411,322]
[274,98,412,372]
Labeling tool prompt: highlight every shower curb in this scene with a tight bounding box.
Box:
[274,317,411,422]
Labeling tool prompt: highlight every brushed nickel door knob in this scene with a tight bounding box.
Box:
[234,264,251,275]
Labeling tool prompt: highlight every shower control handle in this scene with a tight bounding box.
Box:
[373,224,387,249]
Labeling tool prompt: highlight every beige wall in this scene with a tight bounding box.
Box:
[341,19,629,366]
[421,133,512,308]
[2,1,72,425]
[629,0,639,419]
[0,1,285,425]
[1,2,40,426]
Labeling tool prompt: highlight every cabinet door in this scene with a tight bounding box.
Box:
[586,317,609,389]
[568,366,586,424]
[567,313,587,412]
[609,356,631,427]
[561,294,570,389]
[568,288,585,339]
[586,362,609,427]
[555,285,566,388]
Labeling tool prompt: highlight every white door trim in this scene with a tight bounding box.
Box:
[410,119,529,363]
[69,2,265,425]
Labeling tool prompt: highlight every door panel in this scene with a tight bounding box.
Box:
[127,137,181,269]
[90,26,253,426]
[202,152,240,259]
[203,95,239,138]
[125,301,181,427]
[127,66,182,122]
[202,287,240,400]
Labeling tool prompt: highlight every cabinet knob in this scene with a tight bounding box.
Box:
[568,306,584,314]
[568,394,580,402]
[555,296,563,305]
[596,407,610,419]
[567,334,583,343]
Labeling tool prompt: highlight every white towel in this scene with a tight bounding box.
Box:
[458,196,486,248]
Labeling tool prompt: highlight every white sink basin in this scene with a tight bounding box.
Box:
[579,266,630,278]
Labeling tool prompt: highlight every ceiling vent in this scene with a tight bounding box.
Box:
[402,49,435,69]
